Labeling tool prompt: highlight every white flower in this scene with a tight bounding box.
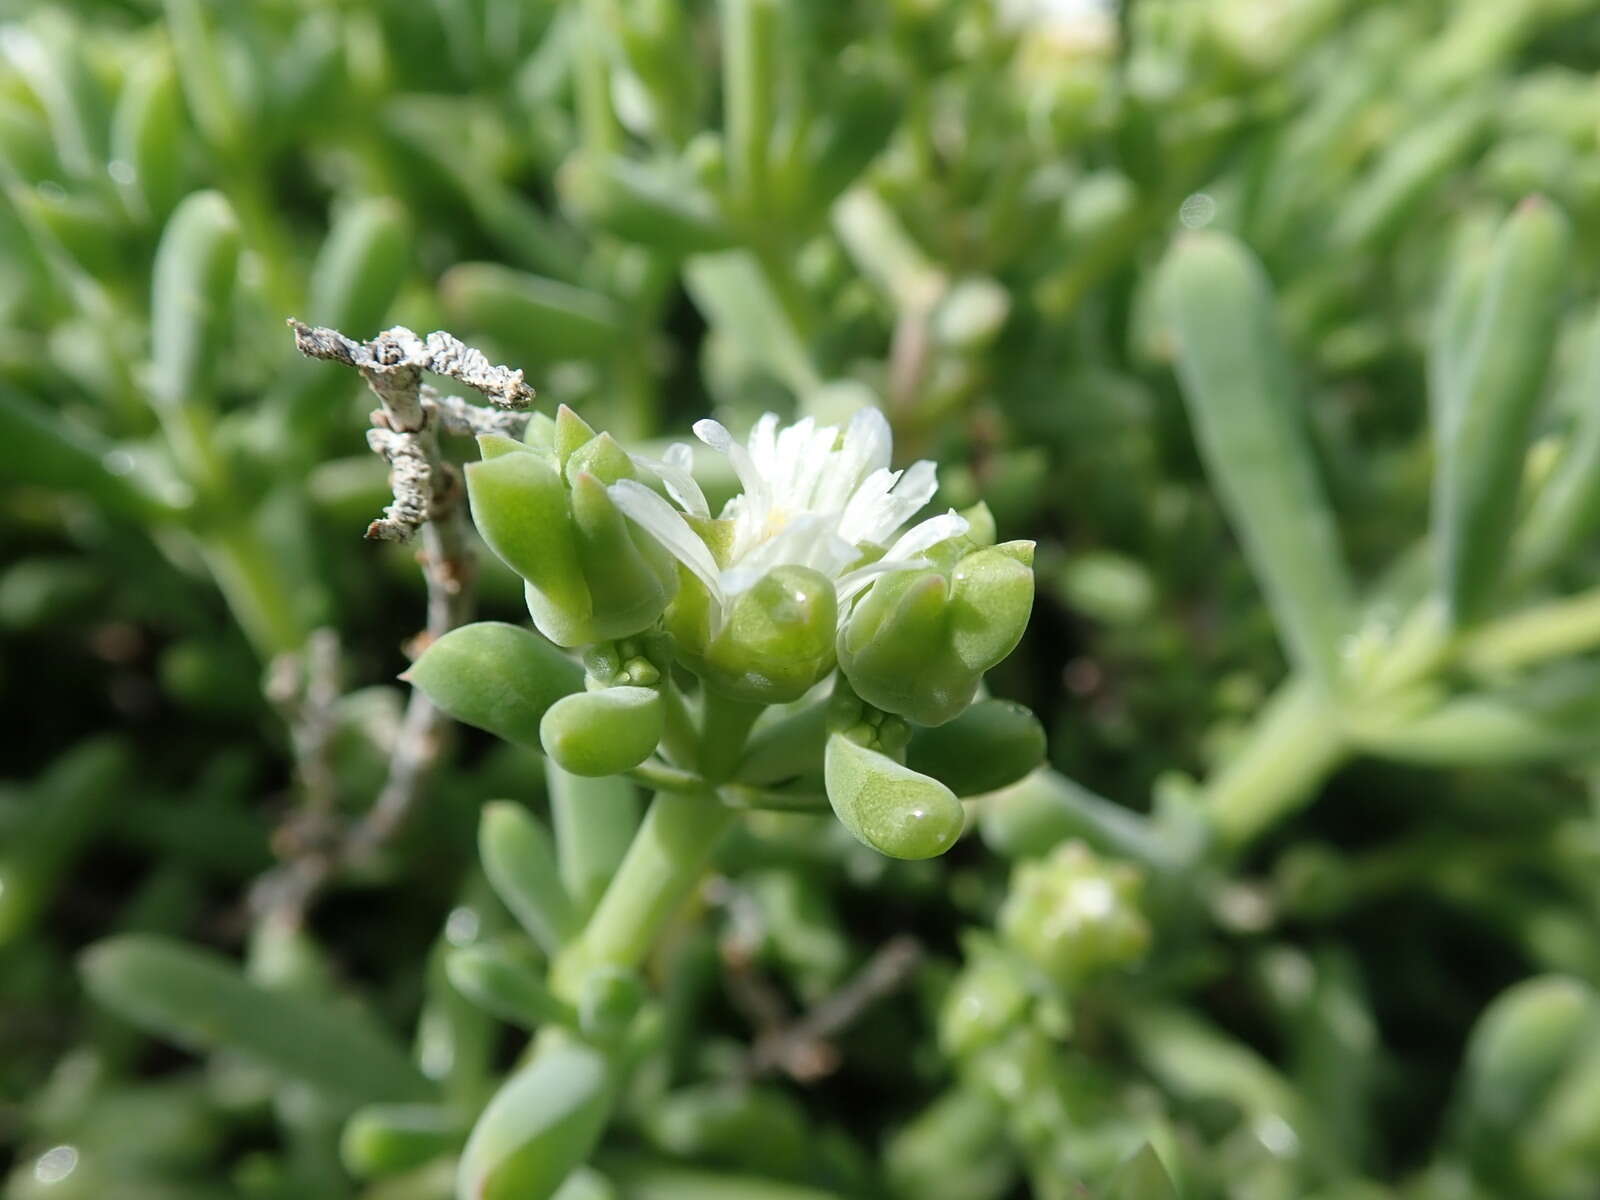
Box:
[609,408,967,630]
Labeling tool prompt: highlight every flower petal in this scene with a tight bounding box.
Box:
[835,557,926,606]
[632,444,709,517]
[609,479,722,599]
[746,412,782,479]
[812,407,890,513]
[696,417,770,527]
[837,466,902,545]
[883,510,969,562]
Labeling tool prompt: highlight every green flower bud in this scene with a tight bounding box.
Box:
[466,409,677,648]
[939,934,1032,1059]
[998,842,1150,987]
[539,686,663,777]
[405,622,583,750]
[838,541,1034,726]
[668,566,838,704]
[824,732,964,860]
[906,699,1046,797]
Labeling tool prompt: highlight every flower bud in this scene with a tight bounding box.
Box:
[539,686,664,777]
[466,408,677,648]
[838,541,1034,726]
[939,933,1032,1059]
[668,565,838,704]
[405,622,583,750]
[998,842,1150,986]
[824,732,964,860]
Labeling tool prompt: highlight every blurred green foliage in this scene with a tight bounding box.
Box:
[6,0,1600,1197]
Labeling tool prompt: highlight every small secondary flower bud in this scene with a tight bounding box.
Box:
[998,841,1150,986]
[839,539,1035,726]
[466,408,677,647]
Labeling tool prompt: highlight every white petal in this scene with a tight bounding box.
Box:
[747,412,782,478]
[692,418,732,452]
[788,421,839,511]
[845,406,892,474]
[883,510,969,562]
[735,516,849,580]
[609,479,722,600]
[836,466,902,544]
[889,459,938,512]
[766,415,811,497]
[835,557,924,605]
[866,459,940,541]
[812,407,890,512]
[695,417,769,519]
[632,444,709,517]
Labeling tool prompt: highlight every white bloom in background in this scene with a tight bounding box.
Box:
[610,408,967,631]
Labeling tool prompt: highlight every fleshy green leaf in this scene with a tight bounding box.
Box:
[824,733,964,860]
[905,700,1045,797]
[1432,197,1570,626]
[546,764,640,919]
[1162,230,1354,686]
[456,1040,612,1200]
[540,686,664,778]
[342,1104,465,1180]
[480,801,578,955]
[150,190,238,415]
[1106,1144,1179,1200]
[406,622,583,749]
[80,935,431,1109]
[446,943,574,1030]
[442,262,626,359]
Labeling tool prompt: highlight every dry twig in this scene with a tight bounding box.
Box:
[707,877,923,1082]
[747,935,922,1081]
[253,324,535,924]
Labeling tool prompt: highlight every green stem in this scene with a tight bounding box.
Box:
[551,790,735,999]
[658,679,699,769]
[626,760,703,793]
[750,240,819,353]
[720,0,776,223]
[697,690,764,784]
[1202,677,1346,853]
[720,784,828,812]
[576,0,621,155]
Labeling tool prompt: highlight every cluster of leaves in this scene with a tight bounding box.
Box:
[7,0,1600,1198]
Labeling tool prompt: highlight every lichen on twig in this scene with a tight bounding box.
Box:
[288,320,535,419]
[254,322,536,924]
